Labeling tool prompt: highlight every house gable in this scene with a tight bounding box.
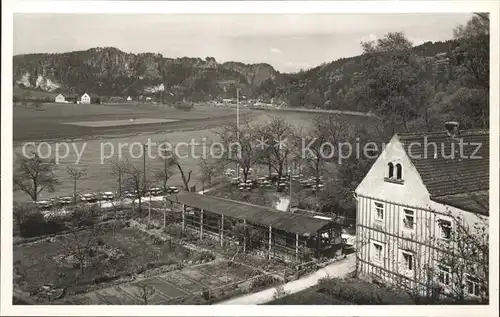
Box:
[355,135,430,207]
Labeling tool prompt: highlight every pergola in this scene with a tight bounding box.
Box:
[168,192,343,262]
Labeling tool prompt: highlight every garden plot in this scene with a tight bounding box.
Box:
[13,224,193,299]
[57,260,262,304]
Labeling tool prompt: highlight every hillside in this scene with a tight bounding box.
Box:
[13,40,457,108]
[12,47,278,102]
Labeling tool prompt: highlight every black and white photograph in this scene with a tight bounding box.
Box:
[1,0,498,315]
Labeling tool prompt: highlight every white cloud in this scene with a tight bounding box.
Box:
[270,47,282,54]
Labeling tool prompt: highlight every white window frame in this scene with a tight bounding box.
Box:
[401,250,414,272]
[465,274,481,297]
[403,209,415,231]
[372,241,384,264]
[438,219,452,240]
[438,264,451,286]
[374,202,384,221]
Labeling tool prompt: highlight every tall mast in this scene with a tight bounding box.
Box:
[236,88,240,179]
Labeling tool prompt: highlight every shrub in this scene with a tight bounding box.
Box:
[317,278,413,304]
[174,102,194,111]
[251,275,278,291]
[273,284,289,300]
[96,238,105,246]
[15,206,67,238]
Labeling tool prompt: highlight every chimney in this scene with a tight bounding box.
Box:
[444,121,459,138]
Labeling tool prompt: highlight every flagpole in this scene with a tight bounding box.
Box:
[236,88,240,179]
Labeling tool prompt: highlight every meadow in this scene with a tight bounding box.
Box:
[13,102,376,201]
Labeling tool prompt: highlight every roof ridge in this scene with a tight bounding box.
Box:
[397,129,489,138]
[182,191,279,212]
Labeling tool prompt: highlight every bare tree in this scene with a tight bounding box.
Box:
[61,205,101,276]
[66,166,87,203]
[198,141,224,192]
[13,152,59,201]
[215,118,258,183]
[259,116,298,191]
[435,211,489,303]
[136,283,156,305]
[110,159,129,198]
[122,162,149,216]
[372,207,489,304]
[174,156,193,192]
[155,142,177,193]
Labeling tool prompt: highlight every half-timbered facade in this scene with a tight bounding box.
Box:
[355,123,489,298]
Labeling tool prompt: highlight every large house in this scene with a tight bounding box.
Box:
[54,94,65,103]
[80,93,91,104]
[355,122,489,299]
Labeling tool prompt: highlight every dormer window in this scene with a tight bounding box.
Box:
[385,162,404,184]
[395,163,402,180]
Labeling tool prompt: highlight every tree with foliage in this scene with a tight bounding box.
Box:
[453,13,489,90]
[357,32,431,133]
[450,13,489,128]
[13,152,59,201]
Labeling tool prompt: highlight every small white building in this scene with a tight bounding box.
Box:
[55,94,65,103]
[127,96,132,101]
[80,93,91,104]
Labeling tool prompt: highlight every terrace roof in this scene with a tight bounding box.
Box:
[169,192,333,236]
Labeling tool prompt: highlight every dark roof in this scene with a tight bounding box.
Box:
[431,190,489,216]
[169,192,333,235]
[397,129,489,215]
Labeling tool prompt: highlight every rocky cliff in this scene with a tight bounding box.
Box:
[13,47,278,101]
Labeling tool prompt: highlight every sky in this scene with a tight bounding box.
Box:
[14,13,473,73]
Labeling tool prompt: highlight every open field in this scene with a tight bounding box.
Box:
[13,225,193,296]
[13,104,378,201]
[64,118,180,127]
[55,260,261,304]
[13,102,248,143]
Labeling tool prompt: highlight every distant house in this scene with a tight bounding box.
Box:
[127,96,132,101]
[55,94,65,103]
[80,93,91,104]
[146,97,152,101]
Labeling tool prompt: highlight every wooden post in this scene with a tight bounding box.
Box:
[315,233,320,259]
[148,194,152,222]
[268,225,272,260]
[220,214,224,247]
[163,197,167,228]
[181,204,186,232]
[200,209,204,240]
[295,233,299,263]
[243,219,247,254]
